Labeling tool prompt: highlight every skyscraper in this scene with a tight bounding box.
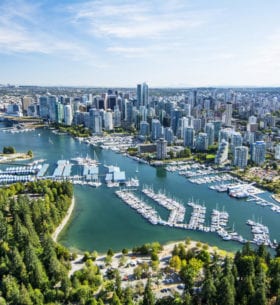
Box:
[184,127,195,148]
[64,104,72,126]
[233,146,248,168]
[39,96,49,119]
[225,102,232,127]
[136,83,149,107]
[275,144,280,160]
[156,138,167,160]
[151,119,162,140]
[215,139,229,165]
[205,123,215,146]
[251,141,266,165]
[140,121,150,137]
[196,133,208,151]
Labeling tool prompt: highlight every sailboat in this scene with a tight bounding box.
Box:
[136,165,139,173]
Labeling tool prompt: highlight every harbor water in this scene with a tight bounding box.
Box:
[0,125,279,253]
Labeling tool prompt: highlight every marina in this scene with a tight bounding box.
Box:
[0,126,279,253]
[142,187,186,225]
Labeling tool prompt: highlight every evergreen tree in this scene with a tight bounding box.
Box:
[217,277,235,305]
[143,278,155,305]
[201,270,216,305]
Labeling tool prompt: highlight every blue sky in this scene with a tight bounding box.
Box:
[1,0,280,87]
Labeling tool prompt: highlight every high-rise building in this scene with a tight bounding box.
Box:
[251,141,266,165]
[193,118,201,133]
[21,96,33,114]
[39,96,49,119]
[113,106,121,127]
[151,119,162,140]
[275,144,280,160]
[213,121,222,141]
[89,108,102,133]
[205,123,214,146]
[104,110,113,131]
[156,138,167,160]
[139,121,150,137]
[231,132,243,151]
[233,146,248,168]
[184,127,195,148]
[164,127,174,145]
[219,128,232,143]
[225,102,232,127]
[215,139,229,165]
[64,104,72,126]
[196,133,208,151]
[136,83,149,107]
[107,94,117,110]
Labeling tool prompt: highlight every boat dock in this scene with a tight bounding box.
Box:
[115,190,160,225]
[142,187,185,225]
[246,219,274,247]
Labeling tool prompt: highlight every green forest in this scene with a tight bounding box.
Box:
[1,181,280,304]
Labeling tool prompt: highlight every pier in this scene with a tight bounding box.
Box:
[142,187,186,225]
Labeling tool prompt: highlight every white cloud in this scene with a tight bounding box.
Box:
[69,0,216,39]
[0,0,99,65]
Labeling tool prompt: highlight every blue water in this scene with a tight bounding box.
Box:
[0,126,279,253]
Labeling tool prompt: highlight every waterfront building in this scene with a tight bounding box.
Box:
[205,122,215,146]
[138,143,156,154]
[156,138,167,160]
[64,104,72,126]
[104,110,114,131]
[48,96,58,122]
[183,127,195,148]
[215,139,229,165]
[196,132,208,151]
[56,102,64,124]
[27,104,38,117]
[251,141,266,165]
[39,96,49,119]
[275,144,280,160]
[233,146,248,168]
[89,108,102,133]
[113,106,121,127]
[21,96,33,115]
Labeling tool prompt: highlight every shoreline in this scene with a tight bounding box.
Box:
[52,196,75,242]
[272,194,280,204]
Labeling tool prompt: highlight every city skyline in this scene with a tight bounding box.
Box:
[1,0,280,87]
